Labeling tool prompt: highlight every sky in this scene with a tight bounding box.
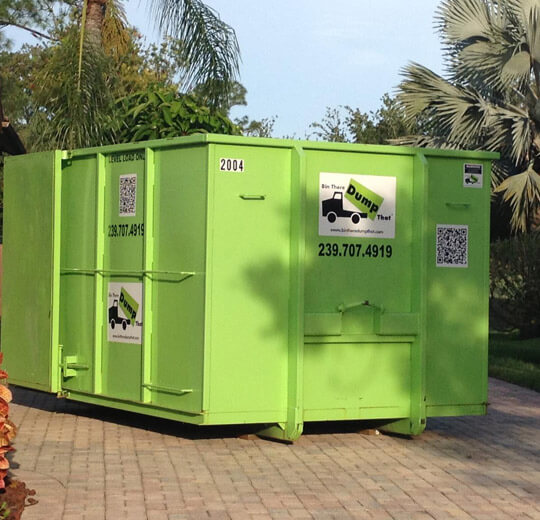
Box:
[124,0,444,137]
[5,0,445,138]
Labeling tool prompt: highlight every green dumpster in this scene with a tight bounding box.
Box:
[1,135,497,441]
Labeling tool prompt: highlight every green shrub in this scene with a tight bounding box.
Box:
[490,334,540,364]
[489,357,540,392]
[490,233,540,338]
[488,334,540,391]
[115,88,239,143]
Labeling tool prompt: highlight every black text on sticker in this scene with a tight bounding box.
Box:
[220,158,245,172]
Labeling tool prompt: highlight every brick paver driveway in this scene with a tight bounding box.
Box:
[8,378,540,520]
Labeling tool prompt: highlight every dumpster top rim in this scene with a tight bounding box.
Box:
[9,134,500,161]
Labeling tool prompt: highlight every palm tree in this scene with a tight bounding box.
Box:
[25,0,239,150]
[397,0,540,233]
[82,0,239,103]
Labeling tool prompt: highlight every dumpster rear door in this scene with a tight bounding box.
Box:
[2,152,61,392]
[303,150,416,421]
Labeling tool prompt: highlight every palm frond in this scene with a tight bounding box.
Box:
[398,62,489,148]
[102,0,131,58]
[481,103,531,164]
[150,0,240,106]
[501,50,531,85]
[507,0,540,63]
[30,27,117,150]
[438,0,532,94]
[437,0,501,42]
[399,62,532,164]
[398,63,462,120]
[494,165,540,232]
[491,159,516,188]
[392,132,513,191]
[398,0,540,233]
[390,134,462,149]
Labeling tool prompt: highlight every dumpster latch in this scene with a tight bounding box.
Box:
[337,300,384,313]
[61,355,89,379]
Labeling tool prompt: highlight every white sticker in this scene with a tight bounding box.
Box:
[319,173,396,238]
[107,282,143,344]
[463,163,483,188]
[220,158,245,172]
[119,174,137,217]
[436,225,468,268]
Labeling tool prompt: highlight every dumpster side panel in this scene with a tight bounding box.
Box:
[149,145,207,413]
[302,150,415,419]
[2,152,58,390]
[425,156,490,415]
[205,144,290,420]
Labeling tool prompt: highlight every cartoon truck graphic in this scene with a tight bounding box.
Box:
[108,299,130,330]
[465,174,479,185]
[322,191,367,224]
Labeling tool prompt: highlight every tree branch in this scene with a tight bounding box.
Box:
[0,20,58,42]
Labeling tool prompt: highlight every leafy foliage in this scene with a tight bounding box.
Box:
[310,108,348,142]
[310,94,415,144]
[0,0,244,151]
[0,44,44,133]
[235,115,277,138]
[28,26,117,150]
[490,232,540,337]
[101,0,130,59]
[116,88,238,143]
[115,36,188,94]
[192,81,247,116]
[1,0,241,151]
[397,0,540,232]
[0,353,16,490]
[0,0,71,45]
[349,94,416,144]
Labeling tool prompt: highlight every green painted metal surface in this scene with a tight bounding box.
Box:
[2,151,61,392]
[1,135,496,440]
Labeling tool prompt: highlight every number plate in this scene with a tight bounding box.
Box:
[220,158,245,172]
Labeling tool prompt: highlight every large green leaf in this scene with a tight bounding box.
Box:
[162,105,173,126]
[115,87,238,143]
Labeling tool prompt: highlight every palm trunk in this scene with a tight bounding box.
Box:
[77,0,107,90]
[85,0,107,48]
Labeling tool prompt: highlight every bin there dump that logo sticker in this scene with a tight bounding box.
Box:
[107,282,143,344]
[319,172,396,238]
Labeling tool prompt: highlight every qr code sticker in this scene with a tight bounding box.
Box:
[436,225,468,268]
[119,174,137,217]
